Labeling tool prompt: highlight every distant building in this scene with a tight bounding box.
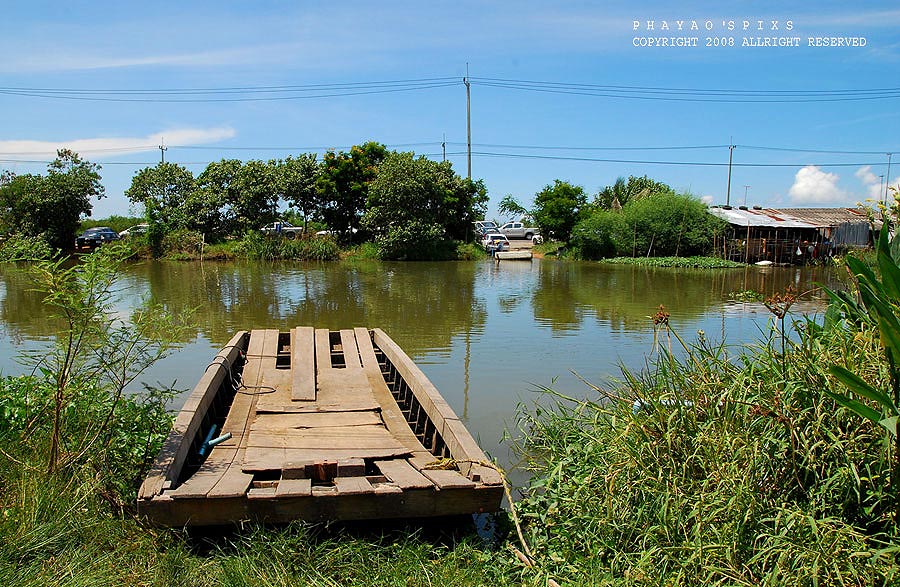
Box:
[707,206,871,264]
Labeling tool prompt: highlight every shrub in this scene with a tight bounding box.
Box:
[237,231,340,261]
[573,193,726,259]
[0,233,54,262]
[374,221,456,260]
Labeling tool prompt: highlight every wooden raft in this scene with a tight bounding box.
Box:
[137,327,503,526]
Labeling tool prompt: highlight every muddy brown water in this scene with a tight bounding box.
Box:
[0,259,842,482]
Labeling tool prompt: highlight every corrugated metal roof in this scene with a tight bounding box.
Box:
[707,207,817,228]
[774,207,869,228]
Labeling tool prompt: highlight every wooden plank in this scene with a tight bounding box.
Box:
[207,448,254,498]
[418,468,476,490]
[169,448,239,498]
[355,327,428,454]
[261,328,280,357]
[315,328,332,371]
[337,458,366,477]
[340,329,362,368]
[242,446,410,471]
[440,418,491,477]
[469,464,504,486]
[372,328,460,433]
[250,411,382,431]
[207,329,276,499]
[247,486,278,500]
[291,326,316,401]
[246,427,407,450]
[275,478,312,497]
[375,459,434,490]
[139,331,247,499]
[334,476,374,495]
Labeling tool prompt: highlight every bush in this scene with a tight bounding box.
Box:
[0,233,54,262]
[160,229,205,259]
[374,221,456,260]
[237,231,340,261]
[572,193,726,260]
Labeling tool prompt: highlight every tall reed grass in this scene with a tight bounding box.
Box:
[514,309,900,585]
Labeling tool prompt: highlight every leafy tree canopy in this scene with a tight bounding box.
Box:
[0,149,103,250]
[317,142,387,241]
[276,154,320,232]
[125,162,195,230]
[363,151,487,246]
[532,180,588,242]
[595,175,675,210]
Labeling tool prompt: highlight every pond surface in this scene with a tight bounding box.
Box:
[0,258,842,474]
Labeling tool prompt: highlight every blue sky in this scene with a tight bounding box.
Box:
[1,1,898,220]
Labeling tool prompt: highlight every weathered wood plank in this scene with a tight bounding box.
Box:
[355,327,428,454]
[337,458,366,477]
[315,328,332,371]
[242,446,410,472]
[334,476,374,495]
[375,459,434,490]
[340,329,362,369]
[372,328,460,433]
[291,326,316,401]
[250,411,382,431]
[139,331,247,499]
[247,486,278,500]
[207,448,254,498]
[418,468,476,489]
[275,478,312,497]
[246,427,407,450]
[169,448,239,499]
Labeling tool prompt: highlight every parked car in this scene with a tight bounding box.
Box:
[118,223,149,237]
[75,227,120,251]
[499,221,539,240]
[473,220,499,236]
[481,233,510,252]
[261,221,304,238]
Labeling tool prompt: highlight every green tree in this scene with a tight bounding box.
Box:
[532,180,588,243]
[595,175,675,210]
[317,142,387,241]
[362,152,487,258]
[0,150,103,250]
[125,163,195,229]
[196,159,279,237]
[276,154,321,232]
[572,192,724,259]
[498,194,530,222]
[125,163,196,255]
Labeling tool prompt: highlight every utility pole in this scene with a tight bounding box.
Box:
[464,64,471,180]
[159,139,167,164]
[725,141,734,206]
[743,185,751,206]
[442,133,446,162]
[887,152,894,204]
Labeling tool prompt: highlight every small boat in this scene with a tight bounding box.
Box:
[495,250,533,261]
[138,328,503,526]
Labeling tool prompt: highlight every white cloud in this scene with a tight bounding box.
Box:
[788,165,848,204]
[0,127,235,157]
[700,195,714,205]
[856,165,885,200]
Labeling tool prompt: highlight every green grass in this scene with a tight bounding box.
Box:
[599,255,745,268]
[513,308,900,585]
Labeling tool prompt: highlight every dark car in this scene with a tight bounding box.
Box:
[75,227,120,251]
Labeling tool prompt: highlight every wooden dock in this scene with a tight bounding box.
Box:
[138,328,503,526]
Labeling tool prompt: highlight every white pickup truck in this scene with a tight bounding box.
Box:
[498,221,539,240]
[260,221,304,238]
